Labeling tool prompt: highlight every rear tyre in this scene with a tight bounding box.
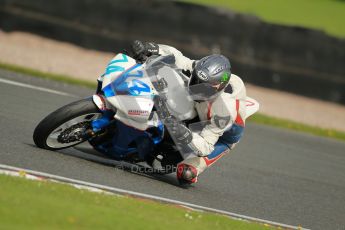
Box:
[33,97,102,150]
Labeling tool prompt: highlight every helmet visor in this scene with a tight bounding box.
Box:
[188,83,221,101]
[188,70,227,101]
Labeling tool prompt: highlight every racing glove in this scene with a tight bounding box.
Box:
[131,40,159,60]
[164,116,193,146]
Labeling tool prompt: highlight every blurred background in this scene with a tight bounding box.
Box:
[0,0,344,111]
[1,3,345,229]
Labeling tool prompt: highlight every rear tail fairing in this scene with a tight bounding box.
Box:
[244,97,260,119]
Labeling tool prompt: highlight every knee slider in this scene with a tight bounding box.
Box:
[177,163,198,184]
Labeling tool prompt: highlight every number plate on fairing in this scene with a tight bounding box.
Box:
[101,53,155,128]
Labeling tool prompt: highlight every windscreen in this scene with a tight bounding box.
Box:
[145,55,213,156]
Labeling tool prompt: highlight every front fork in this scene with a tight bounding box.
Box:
[91,94,116,132]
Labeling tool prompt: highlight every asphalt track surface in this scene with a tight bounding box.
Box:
[1,69,344,230]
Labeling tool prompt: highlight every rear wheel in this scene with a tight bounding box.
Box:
[33,97,102,150]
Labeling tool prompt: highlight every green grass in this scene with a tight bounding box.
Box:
[0,61,344,141]
[180,0,345,38]
[0,62,96,89]
[0,174,271,230]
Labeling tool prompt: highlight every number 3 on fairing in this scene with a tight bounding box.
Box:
[129,79,151,95]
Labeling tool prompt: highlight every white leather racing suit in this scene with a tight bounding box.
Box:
[158,44,247,182]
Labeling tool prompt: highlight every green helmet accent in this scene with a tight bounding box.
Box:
[221,72,230,82]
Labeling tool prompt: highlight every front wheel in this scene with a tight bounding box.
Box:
[33,97,102,150]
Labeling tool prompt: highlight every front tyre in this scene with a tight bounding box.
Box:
[33,97,102,150]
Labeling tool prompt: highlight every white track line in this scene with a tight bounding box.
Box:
[0,164,309,230]
[0,77,76,97]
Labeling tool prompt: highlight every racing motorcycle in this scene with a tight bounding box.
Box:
[33,53,259,174]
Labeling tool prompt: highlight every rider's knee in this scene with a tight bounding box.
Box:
[219,124,244,147]
[176,163,198,184]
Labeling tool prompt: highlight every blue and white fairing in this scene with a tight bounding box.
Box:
[100,53,156,131]
[99,53,196,131]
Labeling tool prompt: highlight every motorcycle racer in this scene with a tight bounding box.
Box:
[131,40,248,185]
[33,39,258,187]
